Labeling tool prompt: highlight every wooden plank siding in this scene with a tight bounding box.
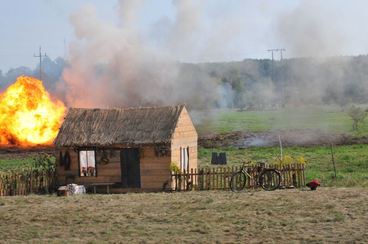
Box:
[56,148,122,185]
[139,146,171,190]
[55,146,171,190]
[171,106,198,171]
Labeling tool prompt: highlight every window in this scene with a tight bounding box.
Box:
[79,150,96,177]
[180,147,190,172]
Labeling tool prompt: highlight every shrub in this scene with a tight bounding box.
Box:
[170,163,180,173]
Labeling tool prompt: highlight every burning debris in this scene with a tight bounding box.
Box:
[0,76,66,146]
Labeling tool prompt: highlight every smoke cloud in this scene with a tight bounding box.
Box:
[275,1,347,58]
[62,0,225,109]
[62,0,368,113]
[271,0,368,107]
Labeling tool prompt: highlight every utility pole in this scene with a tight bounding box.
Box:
[268,48,286,61]
[33,46,47,81]
[278,48,286,60]
[267,49,279,81]
[267,48,287,108]
[267,49,277,62]
[278,48,286,107]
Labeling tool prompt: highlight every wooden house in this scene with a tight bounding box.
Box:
[54,104,197,192]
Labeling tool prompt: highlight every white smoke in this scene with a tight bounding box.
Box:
[62,0,225,109]
[62,0,368,111]
[274,0,367,58]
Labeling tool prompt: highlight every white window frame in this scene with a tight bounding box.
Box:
[79,150,97,177]
[180,147,190,172]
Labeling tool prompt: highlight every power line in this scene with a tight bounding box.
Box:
[267,49,277,62]
[278,48,286,60]
[33,46,47,81]
[267,48,287,108]
[267,48,286,61]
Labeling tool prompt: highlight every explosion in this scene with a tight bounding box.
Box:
[0,76,66,146]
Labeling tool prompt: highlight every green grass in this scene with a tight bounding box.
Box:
[199,144,368,187]
[0,154,55,170]
[0,158,35,170]
[196,106,368,135]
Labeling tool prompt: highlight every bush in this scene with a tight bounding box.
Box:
[347,105,367,131]
[170,163,180,173]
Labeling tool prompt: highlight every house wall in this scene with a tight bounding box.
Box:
[171,106,198,171]
[139,146,171,190]
[56,148,121,185]
[55,145,171,190]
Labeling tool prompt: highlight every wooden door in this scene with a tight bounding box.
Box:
[120,148,141,188]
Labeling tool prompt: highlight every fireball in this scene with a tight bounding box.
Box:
[0,76,66,146]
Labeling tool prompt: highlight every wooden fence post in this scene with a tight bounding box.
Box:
[169,163,306,192]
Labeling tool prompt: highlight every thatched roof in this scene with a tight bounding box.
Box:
[54,105,185,147]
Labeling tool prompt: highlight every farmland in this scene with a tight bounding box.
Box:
[0,188,367,243]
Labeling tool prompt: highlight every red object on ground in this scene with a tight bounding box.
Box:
[306,179,320,190]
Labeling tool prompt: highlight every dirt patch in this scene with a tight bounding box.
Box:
[199,130,368,148]
[0,188,367,243]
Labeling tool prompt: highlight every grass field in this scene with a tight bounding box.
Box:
[0,158,35,170]
[0,153,54,170]
[195,106,368,135]
[0,188,367,243]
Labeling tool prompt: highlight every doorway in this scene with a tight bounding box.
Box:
[120,148,141,188]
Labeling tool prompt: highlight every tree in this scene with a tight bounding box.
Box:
[347,105,367,131]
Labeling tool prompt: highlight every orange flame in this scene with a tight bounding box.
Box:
[0,76,66,146]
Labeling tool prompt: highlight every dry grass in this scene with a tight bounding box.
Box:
[0,188,367,243]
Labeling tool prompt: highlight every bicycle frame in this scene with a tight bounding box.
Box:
[230,161,281,191]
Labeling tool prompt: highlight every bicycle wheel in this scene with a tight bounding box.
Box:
[230,172,247,192]
[259,169,281,191]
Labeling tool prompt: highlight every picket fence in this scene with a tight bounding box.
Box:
[170,163,305,191]
[0,163,305,195]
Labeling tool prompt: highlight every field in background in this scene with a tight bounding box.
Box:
[195,106,368,135]
[0,188,367,243]
[0,158,34,170]
[199,144,368,187]
[0,152,53,170]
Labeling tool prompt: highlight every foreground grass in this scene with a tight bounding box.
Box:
[199,144,368,187]
[0,188,367,243]
[195,107,368,135]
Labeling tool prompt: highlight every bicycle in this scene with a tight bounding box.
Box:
[229,161,281,192]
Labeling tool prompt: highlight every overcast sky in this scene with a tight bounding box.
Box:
[1,0,368,72]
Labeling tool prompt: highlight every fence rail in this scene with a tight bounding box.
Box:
[1,163,305,195]
[171,163,305,191]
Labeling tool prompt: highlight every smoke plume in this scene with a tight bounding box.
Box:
[62,0,224,109]
[62,0,368,113]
